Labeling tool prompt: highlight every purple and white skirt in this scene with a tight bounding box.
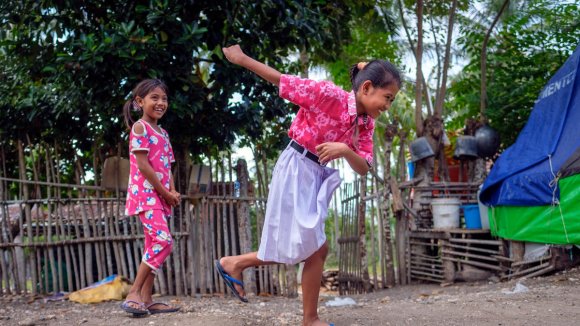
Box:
[257,142,342,264]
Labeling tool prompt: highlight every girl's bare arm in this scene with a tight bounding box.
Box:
[223,45,281,85]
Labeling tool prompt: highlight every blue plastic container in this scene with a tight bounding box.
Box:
[462,204,481,229]
[407,162,415,180]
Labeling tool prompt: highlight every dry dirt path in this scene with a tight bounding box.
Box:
[3,267,580,326]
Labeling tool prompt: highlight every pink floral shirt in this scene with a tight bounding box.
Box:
[279,74,375,165]
[125,120,175,216]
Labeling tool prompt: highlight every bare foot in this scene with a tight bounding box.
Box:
[219,257,246,297]
[140,290,151,305]
[122,292,147,312]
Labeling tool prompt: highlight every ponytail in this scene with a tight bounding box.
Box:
[123,99,139,130]
[122,79,168,130]
[349,59,401,92]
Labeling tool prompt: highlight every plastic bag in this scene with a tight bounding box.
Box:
[325,297,356,307]
[69,275,132,304]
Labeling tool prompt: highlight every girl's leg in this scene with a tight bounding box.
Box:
[124,262,153,310]
[219,252,274,297]
[301,242,329,326]
[125,210,173,311]
[139,272,155,304]
[140,210,176,311]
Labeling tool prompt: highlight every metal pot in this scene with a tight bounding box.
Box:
[475,125,500,158]
[409,137,435,162]
[454,136,479,160]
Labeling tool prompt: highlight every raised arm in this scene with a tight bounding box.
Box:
[222,45,281,85]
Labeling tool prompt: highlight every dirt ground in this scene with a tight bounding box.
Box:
[2,267,580,326]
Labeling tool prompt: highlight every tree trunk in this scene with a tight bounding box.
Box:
[434,0,458,118]
[397,0,433,116]
[415,0,425,136]
[481,0,510,120]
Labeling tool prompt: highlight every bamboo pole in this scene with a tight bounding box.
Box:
[25,139,44,294]
[179,206,188,295]
[253,150,266,295]
[168,205,176,295]
[176,162,187,295]
[199,199,207,295]
[45,149,59,293]
[0,146,7,293]
[57,192,74,293]
[331,161,340,259]
[111,205,125,279]
[99,198,113,277]
[236,159,256,294]
[186,201,195,295]
[193,202,201,295]
[369,180,378,288]
[173,205,183,296]
[208,198,218,294]
[75,164,90,288]
[157,267,168,295]
[374,177,386,288]
[51,144,69,292]
[94,144,112,277]
[204,199,213,294]
[85,197,104,283]
[220,161,229,295]
[213,196,224,294]
[107,200,123,279]
[0,199,10,294]
[65,201,80,291]
[71,185,86,289]
[14,140,32,294]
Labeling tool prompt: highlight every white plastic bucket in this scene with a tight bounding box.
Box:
[431,198,460,229]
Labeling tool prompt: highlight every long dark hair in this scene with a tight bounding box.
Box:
[347,60,401,154]
[122,79,168,129]
[349,60,402,92]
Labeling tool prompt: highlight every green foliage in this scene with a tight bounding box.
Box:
[0,0,361,185]
[448,0,580,146]
[325,3,401,91]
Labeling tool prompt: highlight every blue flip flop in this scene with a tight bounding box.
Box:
[120,300,149,317]
[215,259,248,303]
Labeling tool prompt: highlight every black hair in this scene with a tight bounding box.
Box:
[122,79,168,129]
[349,60,402,92]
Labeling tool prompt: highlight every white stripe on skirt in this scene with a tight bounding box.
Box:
[257,143,342,264]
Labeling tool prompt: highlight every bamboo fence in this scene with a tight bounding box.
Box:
[0,160,294,297]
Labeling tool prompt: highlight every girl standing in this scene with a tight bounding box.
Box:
[216,45,401,326]
[120,79,180,316]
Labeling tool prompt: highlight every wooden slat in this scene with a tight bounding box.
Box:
[444,257,504,271]
[449,238,502,246]
[441,249,502,263]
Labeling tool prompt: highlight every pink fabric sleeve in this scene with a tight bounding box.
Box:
[130,122,151,153]
[279,74,322,109]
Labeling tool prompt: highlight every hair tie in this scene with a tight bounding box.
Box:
[132,100,141,112]
[357,61,368,70]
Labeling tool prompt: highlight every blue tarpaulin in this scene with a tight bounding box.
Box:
[480,44,580,206]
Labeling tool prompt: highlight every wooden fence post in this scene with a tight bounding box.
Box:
[236,159,257,295]
[358,175,371,292]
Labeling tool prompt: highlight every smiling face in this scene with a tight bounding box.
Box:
[136,87,168,124]
[358,81,399,119]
